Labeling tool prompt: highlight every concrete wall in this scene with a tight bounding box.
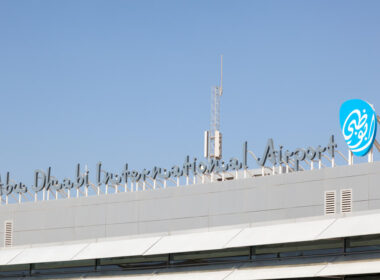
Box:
[0,162,379,247]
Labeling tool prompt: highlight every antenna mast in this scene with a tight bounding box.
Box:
[204,55,223,159]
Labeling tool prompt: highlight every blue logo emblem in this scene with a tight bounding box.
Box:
[339,99,377,156]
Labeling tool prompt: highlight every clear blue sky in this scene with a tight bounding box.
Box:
[1,0,380,183]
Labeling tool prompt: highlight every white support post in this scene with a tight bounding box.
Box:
[368,148,374,163]
[18,193,21,204]
[67,189,71,199]
[124,183,127,192]
[164,180,167,189]
[193,176,196,184]
[153,180,156,189]
[55,191,58,200]
[47,190,50,200]
[332,156,335,168]
[77,188,80,198]
[97,186,100,196]
[348,150,353,165]
[85,186,88,197]
[34,193,37,202]
[105,184,108,195]
[6,195,9,205]
[311,161,314,170]
[286,164,289,173]
[318,159,322,169]
[211,173,214,183]
[186,176,189,186]
[177,177,179,187]
[143,181,146,191]
[244,169,247,178]
[261,167,265,176]
[272,166,275,175]
[42,190,46,201]
[236,170,239,179]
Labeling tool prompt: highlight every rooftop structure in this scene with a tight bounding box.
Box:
[0,99,379,279]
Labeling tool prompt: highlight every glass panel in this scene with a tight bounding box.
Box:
[172,247,250,265]
[300,239,344,256]
[348,234,380,252]
[255,239,344,259]
[33,259,95,269]
[32,260,95,275]
[99,255,168,271]
[0,264,29,277]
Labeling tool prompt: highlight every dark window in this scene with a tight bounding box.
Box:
[99,255,168,271]
[0,264,29,277]
[172,247,250,265]
[347,234,380,253]
[255,239,344,260]
[31,260,95,275]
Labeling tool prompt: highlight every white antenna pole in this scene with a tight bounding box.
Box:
[204,55,224,159]
[220,55,223,96]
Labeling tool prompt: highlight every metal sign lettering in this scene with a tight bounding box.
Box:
[257,135,337,171]
[0,136,337,196]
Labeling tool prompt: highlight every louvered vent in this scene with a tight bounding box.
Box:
[341,189,353,213]
[324,191,336,215]
[4,221,13,248]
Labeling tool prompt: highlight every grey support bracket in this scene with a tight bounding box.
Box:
[375,115,380,152]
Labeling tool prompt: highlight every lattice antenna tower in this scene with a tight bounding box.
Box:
[204,55,223,159]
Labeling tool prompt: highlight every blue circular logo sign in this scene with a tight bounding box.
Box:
[339,99,377,156]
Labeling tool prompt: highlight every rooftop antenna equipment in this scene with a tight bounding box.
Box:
[204,55,223,159]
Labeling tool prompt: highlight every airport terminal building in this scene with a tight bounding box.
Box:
[0,99,380,280]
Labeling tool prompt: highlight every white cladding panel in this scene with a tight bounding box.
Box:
[318,212,380,239]
[145,229,242,255]
[0,248,23,265]
[73,236,162,261]
[2,161,378,248]
[318,259,380,276]
[226,264,326,280]
[86,276,154,280]
[4,211,380,265]
[8,243,89,265]
[226,218,336,248]
[154,270,231,280]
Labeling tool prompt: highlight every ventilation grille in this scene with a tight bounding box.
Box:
[324,191,336,215]
[4,221,13,248]
[341,189,353,213]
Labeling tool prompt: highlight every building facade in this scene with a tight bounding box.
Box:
[0,158,380,279]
